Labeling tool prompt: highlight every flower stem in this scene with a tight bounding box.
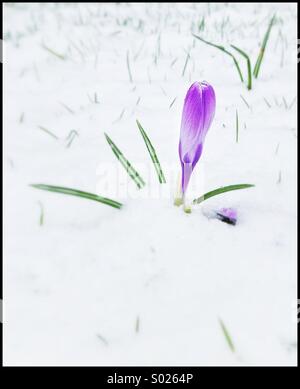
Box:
[174,172,183,206]
[183,195,192,213]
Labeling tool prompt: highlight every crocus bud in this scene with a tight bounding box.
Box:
[216,208,237,225]
[179,81,216,197]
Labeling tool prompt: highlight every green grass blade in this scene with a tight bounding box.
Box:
[192,33,226,51]
[41,43,66,61]
[192,34,244,82]
[38,201,44,226]
[182,52,190,77]
[253,14,276,78]
[38,125,59,140]
[30,184,122,209]
[104,133,145,189]
[193,184,255,205]
[136,120,166,184]
[240,94,251,109]
[230,55,244,84]
[230,45,252,90]
[263,97,272,108]
[126,50,133,83]
[219,318,235,353]
[169,97,177,109]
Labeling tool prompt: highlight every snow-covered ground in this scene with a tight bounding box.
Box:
[3,3,297,366]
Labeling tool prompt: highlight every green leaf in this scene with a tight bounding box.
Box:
[193,184,255,204]
[136,120,166,184]
[104,133,145,189]
[30,184,122,209]
[192,34,244,83]
[230,45,252,90]
[219,318,235,353]
[253,14,276,78]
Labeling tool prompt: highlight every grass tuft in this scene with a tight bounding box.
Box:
[193,34,244,83]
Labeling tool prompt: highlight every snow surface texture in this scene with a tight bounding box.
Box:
[3,3,297,366]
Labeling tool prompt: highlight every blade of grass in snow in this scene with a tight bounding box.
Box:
[198,16,205,32]
[288,97,296,110]
[94,93,100,104]
[192,34,244,82]
[136,120,166,184]
[193,184,255,205]
[236,109,239,143]
[240,94,251,109]
[231,45,252,90]
[160,86,167,96]
[277,170,282,184]
[169,97,177,109]
[263,97,272,108]
[170,57,178,68]
[19,112,24,123]
[113,109,125,124]
[38,125,59,140]
[65,130,79,148]
[182,52,190,77]
[38,201,44,226]
[126,50,133,83]
[41,43,66,61]
[104,133,145,189]
[219,318,235,353]
[253,14,276,78]
[30,184,122,209]
[96,334,109,346]
[60,102,75,115]
[135,316,140,333]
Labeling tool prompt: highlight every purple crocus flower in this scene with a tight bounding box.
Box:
[179,81,216,195]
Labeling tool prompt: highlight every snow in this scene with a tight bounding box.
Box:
[3,3,297,366]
